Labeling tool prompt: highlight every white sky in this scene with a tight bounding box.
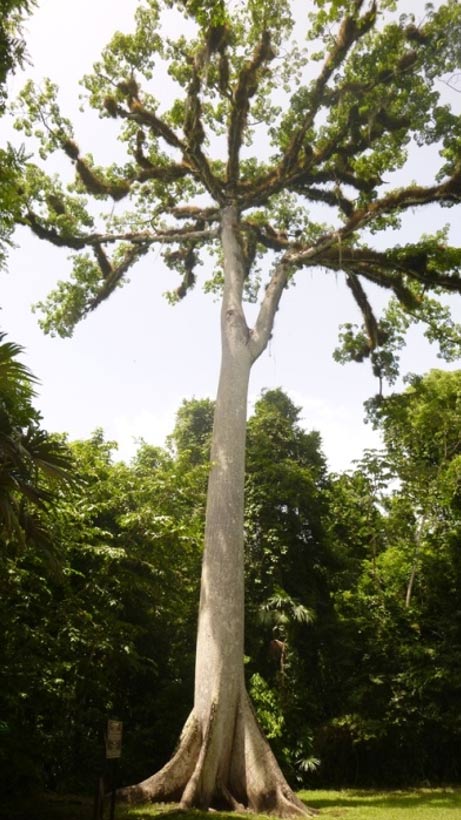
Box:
[2,0,461,471]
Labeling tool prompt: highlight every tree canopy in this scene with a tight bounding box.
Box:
[12,0,461,378]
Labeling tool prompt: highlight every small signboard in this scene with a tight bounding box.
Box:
[106,719,123,759]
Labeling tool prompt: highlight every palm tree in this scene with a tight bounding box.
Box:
[0,332,72,545]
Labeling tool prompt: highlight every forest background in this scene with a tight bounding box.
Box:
[1,0,461,804]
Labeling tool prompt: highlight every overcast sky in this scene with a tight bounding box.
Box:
[2,0,460,470]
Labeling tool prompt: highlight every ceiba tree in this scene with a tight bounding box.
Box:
[13,0,461,814]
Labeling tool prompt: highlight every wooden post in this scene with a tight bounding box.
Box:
[105,719,123,820]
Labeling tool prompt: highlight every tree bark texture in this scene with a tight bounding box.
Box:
[119,206,313,816]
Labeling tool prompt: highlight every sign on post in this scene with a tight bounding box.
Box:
[106,719,123,759]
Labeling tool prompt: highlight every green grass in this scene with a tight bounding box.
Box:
[120,789,461,820]
[298,788,461,818]
[2,789,461,820]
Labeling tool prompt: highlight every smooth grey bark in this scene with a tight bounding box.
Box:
[119,205,313,816]
[405,515,426,609]
[185,205,252,804]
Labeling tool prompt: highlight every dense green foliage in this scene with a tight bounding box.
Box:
[0,333,74,792]
[0,0,35,100]
[0,427,204,794]
[0,0,35,269]
[2,351,461,795]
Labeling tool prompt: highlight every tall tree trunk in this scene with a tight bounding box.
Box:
[405,514,426,609]
[119,206,313,816]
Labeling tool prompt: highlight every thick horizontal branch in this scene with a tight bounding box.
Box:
[24,211,89,249]
[285,174,461,272]
[244,221,299,253]
[237,152,379,213]
[23,210,219,250]
[136,164,190,182]
[292,183,354,216]
[347,174,461,231]
[170,205,220,222]
[61,140,135,201]
[259,170,461,246]
[291,161,379,195]
[150,225,220,243]
[318,245,461,296]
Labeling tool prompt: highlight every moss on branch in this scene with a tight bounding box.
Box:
[227,30,275,186]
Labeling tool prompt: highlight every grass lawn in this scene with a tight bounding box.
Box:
[2,789,461,820]
[298,788,461,818]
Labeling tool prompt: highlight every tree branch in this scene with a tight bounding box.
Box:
[317,245,461,298]
[278,1,377,178]
[345,271,380,349]
[227,31,275,188]
[23,210,89,249]
[133,131,191,182]
[346,174,461,232]
[23,210,219,250]
[170,205,220,222]
[112,88,185,152]
[283,173,461,276]
[180,62,226,203]
[88,243,150,312]
[291,183,355,217]
[250,258,291,361]
[106,75,224,201]
[61,140,132,201]
[63,136,192,201]
[184,63,205,153]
